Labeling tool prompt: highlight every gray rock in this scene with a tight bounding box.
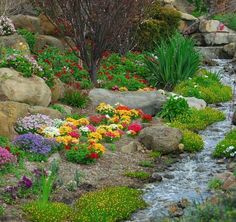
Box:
[120,141,138,154]
[163,174,175,179]
[197,46,225,59]
[223,42,236,58]
[138,125,182,154]
[151,173,163,182]
[34,35,65,51]
[185,97,207,109]
[203,32,236,46]
[89,88,167,115]
[199,20,221,33]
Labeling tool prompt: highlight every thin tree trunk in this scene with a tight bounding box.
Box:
[89,61,97,86]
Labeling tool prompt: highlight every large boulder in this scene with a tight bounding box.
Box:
[34,35,65,51]
[203,33,236,46]
[0,34,30,54]
[199,20,221,33]
[39,14,58,36]
[51,78,65,103]
[11,15,41,33]
[89,88,167,115]
[138,125,183,154]
[0,101,62,139]
[0,68,51,107]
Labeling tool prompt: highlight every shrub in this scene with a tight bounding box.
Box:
[0,136,10,147]
[174,70,233,104]
[187,0,208,17]
[124,171,151,180]
[0,16,16,36]
[145,33,200,89]
[50,104,68,115]
[60,91,88,108]
[73,186,147,222]
[181,129,204,152]
[13,133,58,155]
[0,147,17,168]
[170,107,225,132]
[137,3,181,51]
[158,96,190,122]
[214,129,236,158]
[17,29,36,52]
[23,201,73,222]
[213,13,236,31]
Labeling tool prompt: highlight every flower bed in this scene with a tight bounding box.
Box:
[14,103,152,164]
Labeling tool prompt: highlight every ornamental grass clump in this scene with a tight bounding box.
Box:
[13,133,58,155]
[145,32,200,89]
[0,147,17,168]
[15,114,54,134]
[0,16,16,36]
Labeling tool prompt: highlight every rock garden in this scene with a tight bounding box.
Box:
[0,0,236,222]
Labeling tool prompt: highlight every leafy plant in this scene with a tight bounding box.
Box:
[23,201,73,222]
[208,178,223,190]
[124,171,151,180]
[50,104,68,115]
[138,160,154,168]
[181,129,204,152]
[187,0,208,17]
[145,32,200,89]
[17,29,37,52]
[158,96,190,122]
[170,107,225,132]
[73,186,147,222]
[174,70,232,104]
[60,91,88,108]
[149,151,161,159]
[0,205,4,217]
[214,129,236,158]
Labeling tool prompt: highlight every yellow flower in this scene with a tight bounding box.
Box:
[56,136,78,145]
[77,118,90,126]
[66,117,80,126]
[91,143,106,153]
[88,132,103,142]
[59,125,73,135]
[119,87,128,91]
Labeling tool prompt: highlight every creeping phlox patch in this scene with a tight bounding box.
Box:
[15,103,152,163]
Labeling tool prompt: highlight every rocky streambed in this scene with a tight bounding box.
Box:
[129,60,235,222]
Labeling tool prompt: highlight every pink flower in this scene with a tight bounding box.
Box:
[87,125,96,132]
[128,123,142,133]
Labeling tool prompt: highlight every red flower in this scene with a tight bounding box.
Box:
[69,131,80,139]
[65,145,71,150]
[142,114,152,122]
[89,115,106,125]
[116,105,130,111]
[5,146,10,151]
[89,153,99,159]
[128,123,142,133]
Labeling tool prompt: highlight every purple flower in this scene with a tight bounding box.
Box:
[5,186,18,200]
[18,176,33,189]
[13,133,58,155]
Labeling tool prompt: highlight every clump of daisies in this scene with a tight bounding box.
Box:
[0,16,16,36]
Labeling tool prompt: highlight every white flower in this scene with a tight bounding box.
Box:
[109,124,118,130]
[79,126,90,132]
[42,126,60,137]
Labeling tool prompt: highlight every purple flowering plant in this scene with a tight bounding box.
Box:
[15,114,54,134]
[0,147,17,168]
[13,133,59,156]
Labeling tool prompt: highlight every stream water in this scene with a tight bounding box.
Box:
[129,60,235,222]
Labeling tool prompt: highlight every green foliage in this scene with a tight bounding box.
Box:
[23,201,73,222]
[187,0,208,17]
[99,52,149,90]
[181,129,204,152]
[149,151,161,159]
[137,2,181,51]
[174,70,233,104]
[158,96,190,122]
[145,33,200,89]
[124,171,151,180]
[66,145,95,164]
[179,192,236,222]
[208,178,223,190]
[0,205,4,217]
[17,29,36,52]
[213,13,236,31]
[60,91,88,108]
[170,107,225,132]
[50,104,68,115]
[73,186,147,222]
[214,129,236,158]
[0,136,10,147]
[138,160,154,168]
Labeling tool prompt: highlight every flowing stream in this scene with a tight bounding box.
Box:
[129,60,235,222]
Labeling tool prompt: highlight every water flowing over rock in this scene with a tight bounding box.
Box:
[138,125,182,154]
[0,68,51,107]
[89,88,167,115]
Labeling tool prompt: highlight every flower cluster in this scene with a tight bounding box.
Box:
[0,16,16,36]
[0,147,17,168]
[16,114,54,134]
[224,146,236,157]
[13,133,58,155]
[127,123,143,137]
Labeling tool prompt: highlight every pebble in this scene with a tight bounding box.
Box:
[163,174,175,179]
